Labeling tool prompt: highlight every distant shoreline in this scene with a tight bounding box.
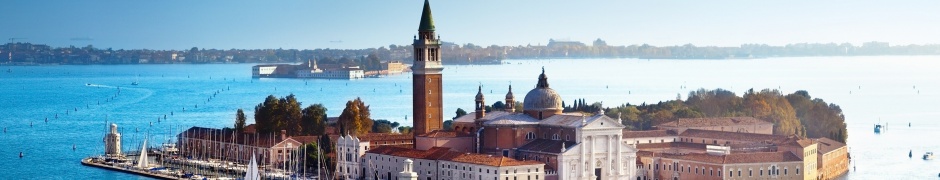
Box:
[3,54,939,67]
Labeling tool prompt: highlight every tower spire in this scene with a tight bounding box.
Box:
[418,0,435,31]
[505,83,515,112]
[476,84,485,119]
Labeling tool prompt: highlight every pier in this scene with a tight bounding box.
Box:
[81,157,181,180]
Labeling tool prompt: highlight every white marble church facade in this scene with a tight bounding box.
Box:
[556,114,638,180]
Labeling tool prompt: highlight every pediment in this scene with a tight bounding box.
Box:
[582,115,626,130]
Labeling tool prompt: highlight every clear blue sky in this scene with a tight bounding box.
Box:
[2,0,938,50]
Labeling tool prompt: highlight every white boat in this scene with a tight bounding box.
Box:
[132,74,140,85]
[925,152,935,160]
[137,138,149,169]
[244,151,260,180]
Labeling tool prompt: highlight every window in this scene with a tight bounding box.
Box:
[785,168,788,175]
[796,168,800,175]
[738,170,741,177]
[749,169,753,177]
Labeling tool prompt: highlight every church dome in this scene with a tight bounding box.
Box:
[523,68,562,111]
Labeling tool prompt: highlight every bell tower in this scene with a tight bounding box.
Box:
[412,0,444,136]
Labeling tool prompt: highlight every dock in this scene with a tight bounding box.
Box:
[81,157,182,180]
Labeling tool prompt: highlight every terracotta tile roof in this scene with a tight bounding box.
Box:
[368,146,543,167]
[723,151,803,164]
[516,139,576,154]
[439,152,543,167]
[813,138,846,154]
[288,136,319,144]
[635,142,706,150]
[656,117,772,128]
[636,151,655,157]
[778,136,815,148]
[243,124,257,134]
[358,133,415,142]
[680,129,788,143]
[417,130,473,138]
[368,146,450,159]
[623,130,678,138]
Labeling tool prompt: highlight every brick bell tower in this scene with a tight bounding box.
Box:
[412,0,443,137]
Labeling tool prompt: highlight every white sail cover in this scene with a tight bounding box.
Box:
[136,138,148,168]
[244,151,260,180]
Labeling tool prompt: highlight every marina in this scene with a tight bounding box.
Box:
[0,57,938,179]
[79,123,319,180]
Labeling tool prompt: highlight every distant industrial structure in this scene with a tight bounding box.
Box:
[252,60,407,79]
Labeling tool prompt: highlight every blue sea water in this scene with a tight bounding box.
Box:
[0,56,938,179]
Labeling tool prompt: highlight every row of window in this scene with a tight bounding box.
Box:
[645,162,801,177]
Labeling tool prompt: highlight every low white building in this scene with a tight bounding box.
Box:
[252,65,279,78]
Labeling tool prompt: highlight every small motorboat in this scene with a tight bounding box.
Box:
[874,124,882,133]
[924,152,935,160]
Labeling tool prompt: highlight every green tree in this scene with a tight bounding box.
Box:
[302,104,328,135]
[254,95,280,134]
[366,53,382,71]
[299,142,321,169]
[743,89,801,136]
[442,120,454,130]
[372,120,400,133]
[454,108,468,120]
[514,101,523,113]
[338,98,373,136]
[280,94,304,136]
[491,101,505,110]
[397,126,413,134]
[235,108,246,132]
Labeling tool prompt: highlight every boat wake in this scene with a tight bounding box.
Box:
[85,83,116,88]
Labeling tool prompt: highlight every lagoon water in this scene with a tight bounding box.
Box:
[0,56,938,179]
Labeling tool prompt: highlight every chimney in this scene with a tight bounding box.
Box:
[280,130,287,140]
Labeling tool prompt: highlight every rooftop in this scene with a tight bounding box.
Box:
[417,130,472,138]
[367,146,543,167]
[814,138,846,154]
[680,129,788,143]
[656,117,772,128]
[516,139,577,154]
[623,130,678,138]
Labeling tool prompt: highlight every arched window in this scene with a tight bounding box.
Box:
[526,132,535,140]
